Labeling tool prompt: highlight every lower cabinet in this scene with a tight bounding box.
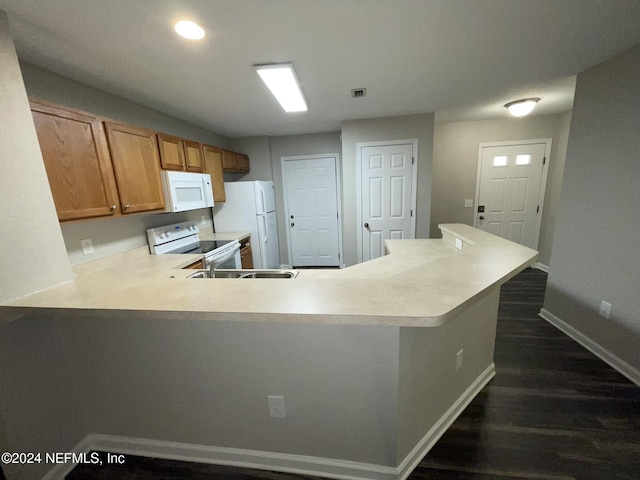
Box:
[184,260,205,269]
[240,236,253,269]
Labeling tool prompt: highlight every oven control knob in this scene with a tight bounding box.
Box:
[159,233,164,239]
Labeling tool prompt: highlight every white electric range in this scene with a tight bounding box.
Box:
[146,220,241,269]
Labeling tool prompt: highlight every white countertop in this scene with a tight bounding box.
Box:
[1,225,537,327]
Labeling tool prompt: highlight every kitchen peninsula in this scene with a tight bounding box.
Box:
[1,224,537,480]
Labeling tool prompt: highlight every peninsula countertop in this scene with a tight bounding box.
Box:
[1,224,537,327]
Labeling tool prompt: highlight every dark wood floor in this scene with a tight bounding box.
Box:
[67,269,640,480]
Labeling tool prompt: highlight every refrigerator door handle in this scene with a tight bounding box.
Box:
[259,186,267,215]
[261,215,268,244]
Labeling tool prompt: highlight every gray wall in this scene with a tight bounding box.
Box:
[63,318,401,466]
[0,12,83,479]
[341,114,434,266]
[431,112,572,266]
[0,13,72,303]
[543,44,640,372]
[19,62,231,265]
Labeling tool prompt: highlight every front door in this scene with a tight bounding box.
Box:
[283,155,341,267]
[359,141,416,262]
[476,141,549,248]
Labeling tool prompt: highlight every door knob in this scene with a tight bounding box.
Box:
[364,223,369,228]
[479,216,485,220]
[290,215,294,219]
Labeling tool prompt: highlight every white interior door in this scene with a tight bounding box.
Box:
[359,142,416,262]
[283,155,340,267]
[476,142,548,248]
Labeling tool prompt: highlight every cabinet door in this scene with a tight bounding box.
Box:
[30,100,120,221]
[237,153,250,172]
[105,121,165,214]
[157,133,186,170]
[221,149,238,170]
[202,144,226,202]
[184,140,204,172]
[240,246,254,269]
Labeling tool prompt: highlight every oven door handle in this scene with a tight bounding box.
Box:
[208,243,240,266]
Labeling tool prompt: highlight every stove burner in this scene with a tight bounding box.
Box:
[181,240,235,255]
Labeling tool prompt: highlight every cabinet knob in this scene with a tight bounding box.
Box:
[364,223,369,228]
[124,204,131,211]
[110,205,117,211]
[182,163,185,168]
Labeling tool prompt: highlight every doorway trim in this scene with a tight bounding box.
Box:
[356,139,419,263]
[474,138,552,250]
[281,153,344,268]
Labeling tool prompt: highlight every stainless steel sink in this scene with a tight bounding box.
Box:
[187,269,298,279]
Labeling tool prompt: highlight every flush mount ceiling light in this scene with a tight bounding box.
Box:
[174,20,205,40]
[254,63,308,113]
[504,98,540,117]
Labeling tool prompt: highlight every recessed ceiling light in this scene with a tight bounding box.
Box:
[254,63,308,113]
[504,98,540,117]
[174,20,205,40]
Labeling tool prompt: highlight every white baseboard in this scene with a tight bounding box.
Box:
[41,365,495,480]
[83,434,399,480]
[539,308,640,386]
[396,363,495,480]
[533,262,549,273]
[40,434,94,480]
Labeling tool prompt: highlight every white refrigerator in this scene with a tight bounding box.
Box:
[213,181,280,269]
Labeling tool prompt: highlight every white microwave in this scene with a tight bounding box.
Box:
[161,171,214,212]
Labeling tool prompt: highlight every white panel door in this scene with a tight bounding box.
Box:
[477,143,546,248]
[361,143,415,261]
[283,156,340,267]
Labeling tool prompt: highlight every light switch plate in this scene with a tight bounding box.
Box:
[464,199,474,208]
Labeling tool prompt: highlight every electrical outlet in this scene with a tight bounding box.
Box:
[80,238,95,256]
[599,301,612,319]
[464,199,474,208]
[456,349,464,371]
[267,395,286,418]
[200,215,206,226]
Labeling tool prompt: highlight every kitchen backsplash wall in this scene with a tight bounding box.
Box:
[61,210,213,266]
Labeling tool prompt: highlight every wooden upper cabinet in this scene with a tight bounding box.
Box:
[104,121,165,214]
[221,148,250,172]
[30,100,120,221]
[157,134,204,173]
[202,144,225,202]
[157,133,186,171]
[237,153,250,172]
[184,140,204,172]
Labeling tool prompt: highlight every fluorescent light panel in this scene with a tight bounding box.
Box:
[255,63,307,113]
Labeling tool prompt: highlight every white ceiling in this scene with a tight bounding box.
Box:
[2,0,640,138]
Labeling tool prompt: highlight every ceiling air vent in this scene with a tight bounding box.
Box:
[351,88,367,98]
